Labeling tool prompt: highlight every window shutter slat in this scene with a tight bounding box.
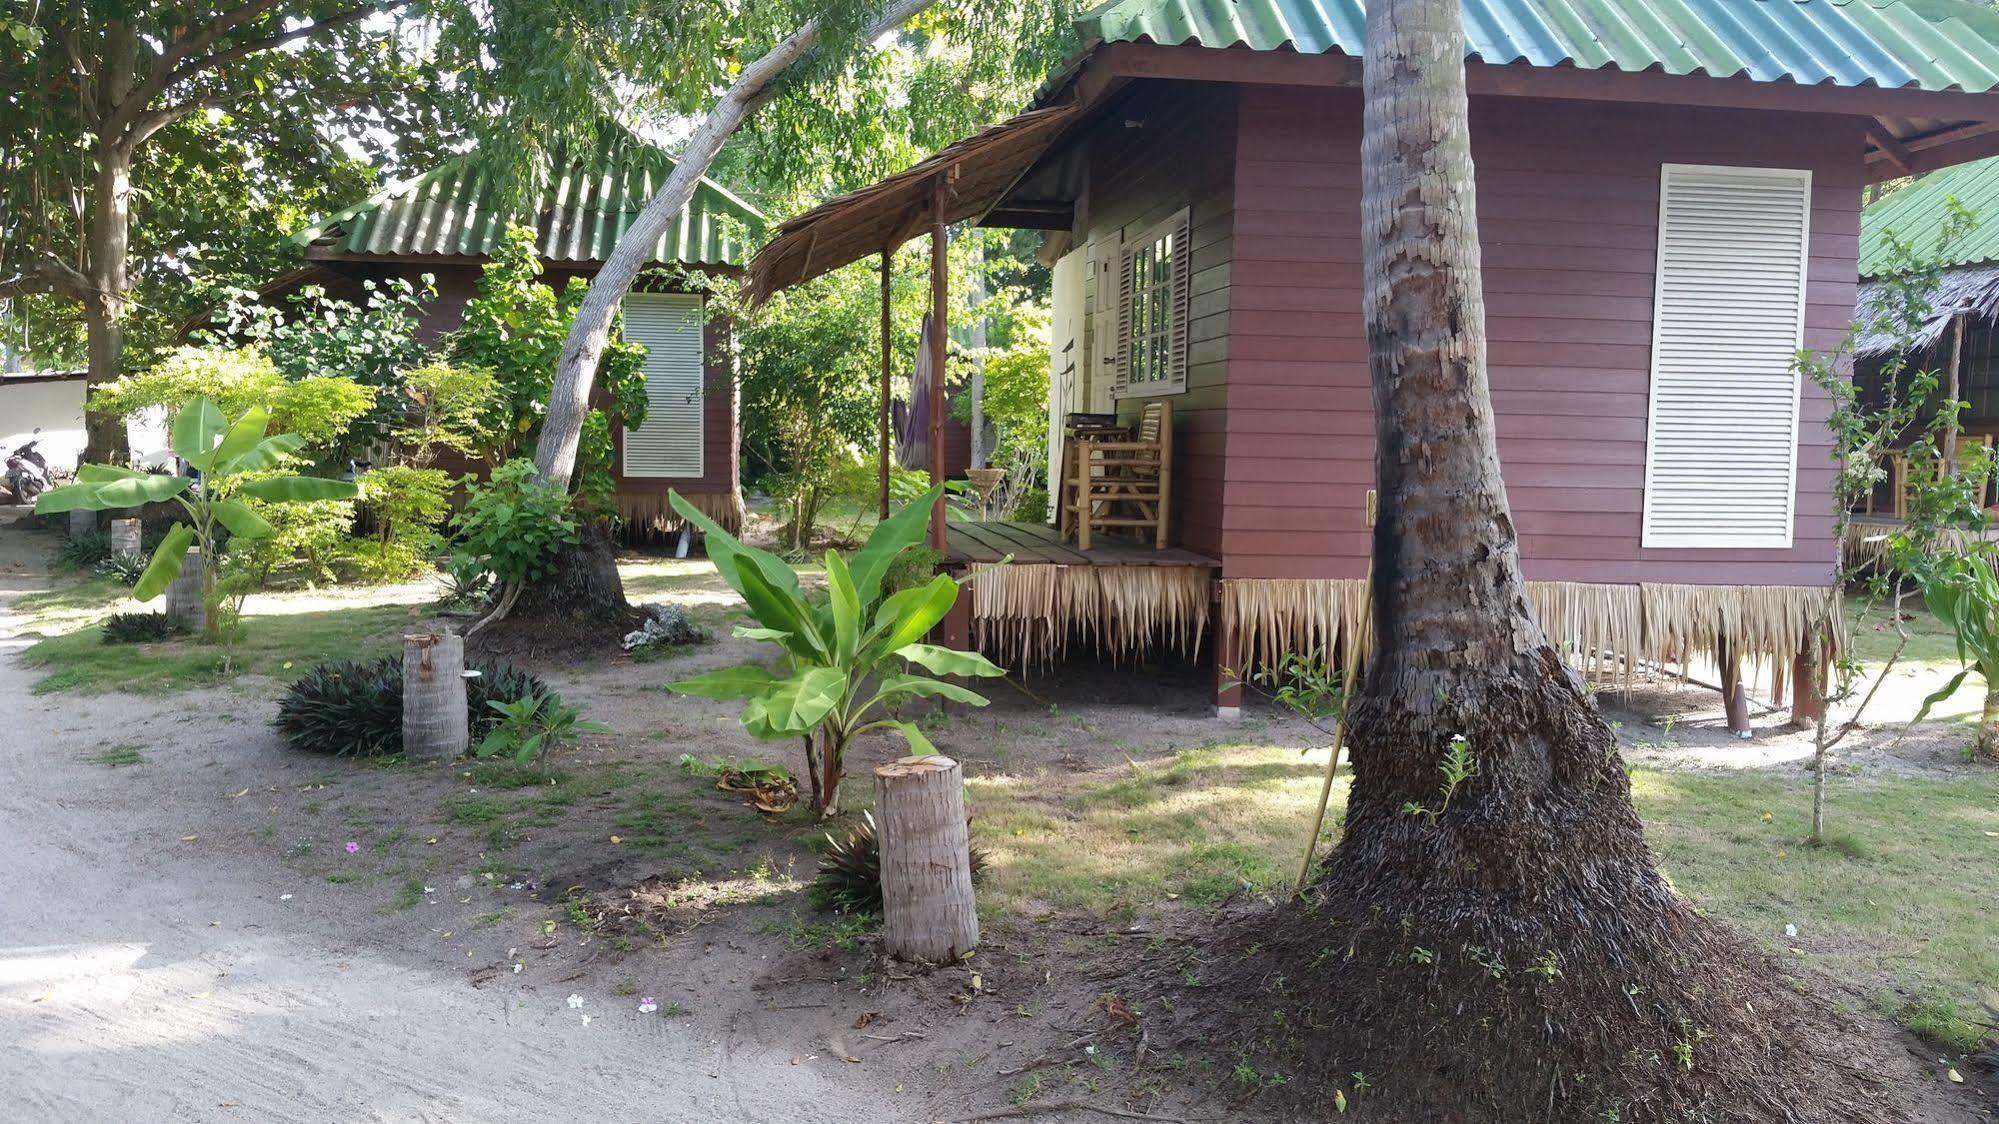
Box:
[1168,209,1191,392]
[1115,239,1135,396]
[1641,164,1810,549]
[621,293,705,478]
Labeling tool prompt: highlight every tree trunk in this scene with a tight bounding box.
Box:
[1179,3,1892,1118]
[1980,683,1999,761]
[874,754,978,962]
[82,140,134,467]
[402,632,469,761]
[532,0,940,493]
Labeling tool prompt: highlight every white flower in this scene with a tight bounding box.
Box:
[513,963,523,974]
[566,993,585,1009]
[1784,923,1798,938]
[638,997,657,1014]
[278,894,293,901]
[580,1014,592,1026]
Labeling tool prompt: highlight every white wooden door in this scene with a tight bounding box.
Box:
[621,293,705,479]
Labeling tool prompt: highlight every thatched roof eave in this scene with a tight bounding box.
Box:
[1854,261,1999,358]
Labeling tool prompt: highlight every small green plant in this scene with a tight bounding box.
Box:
[449,458,579,623]
[100,611,188,645]
[667,486,1005,815]
[1898,988,1988,1053]
[1529,950,1564,981]
[35,395,358,647]
[90,744,145,768]
[1409,946,1434,965]
[1912,553,1999,760]
[1401,734,1476,822]
[476,693,608,775]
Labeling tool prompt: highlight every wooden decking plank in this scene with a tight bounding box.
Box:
[985,521,1092,564]
[943,523,1007,564]
[944,519,1220,569]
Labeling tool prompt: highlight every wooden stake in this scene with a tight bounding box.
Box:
[402,632,469,761]
[875,755,979,961]
[928,178,949,550]
[1296,562,1371,893]
[879,246,893,521]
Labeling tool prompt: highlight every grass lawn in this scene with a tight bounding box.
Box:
[970,744,1999,1052]
[13,574,423,694]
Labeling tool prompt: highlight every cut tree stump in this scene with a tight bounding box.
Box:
[875,755,979,962]
[402,632,469,761]
[109,518,140,558]
[163,548,204,632]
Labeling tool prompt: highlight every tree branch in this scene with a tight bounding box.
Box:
[164,0,408,88]
[0,254,92,300]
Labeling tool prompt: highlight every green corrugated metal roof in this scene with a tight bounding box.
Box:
[1860,157,1999,274]
[1078,0,1999,93]
[296,131,765,267]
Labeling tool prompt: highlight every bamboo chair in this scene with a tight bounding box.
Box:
[1060,401,1172,551]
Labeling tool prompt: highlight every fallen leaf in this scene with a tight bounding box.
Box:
[609,835,623,845]
[181,835,197,842]
[1948,1068,1964,1084]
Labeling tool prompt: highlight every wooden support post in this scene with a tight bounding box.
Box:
[402,632,469,761]
[941,586,972,653]
[928,179,949,551]
[1718,639,1751,739]
[164,547,205,632]
[1212,604,1243,720]
[875,755,979,962]
[879,247,893,522]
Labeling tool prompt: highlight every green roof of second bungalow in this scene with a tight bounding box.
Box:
[1079,0,1999,92]
[1861,157,1999,275]
[296,131,765,268]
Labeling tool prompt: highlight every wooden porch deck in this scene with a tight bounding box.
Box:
[941,520,1219,569]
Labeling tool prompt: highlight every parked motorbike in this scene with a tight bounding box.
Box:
[5,439,50,505]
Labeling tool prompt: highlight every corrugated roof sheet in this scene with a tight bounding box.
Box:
[1859,156,1999,274]
[1078,0,1999,93]
[296,131,765,267]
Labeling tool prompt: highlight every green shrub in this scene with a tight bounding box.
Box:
[101,611,189,645]
[357,465,452,545]
[449,458,577,588]
[275,654,551,757]
[335,537,436,585]
[53,530,111,572]
[234,496,356,588]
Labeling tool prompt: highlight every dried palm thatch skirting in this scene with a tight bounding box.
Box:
[1221,578,1841,702]
[963,563,1210,668]
[1841,517,1999,574]
[615,489,745,539]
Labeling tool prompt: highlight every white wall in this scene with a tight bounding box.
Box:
[0,377,170,472]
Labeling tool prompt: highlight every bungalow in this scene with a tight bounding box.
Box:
[285,131,765,534]
[751,0,1999,724]
[1852,155,1999,523]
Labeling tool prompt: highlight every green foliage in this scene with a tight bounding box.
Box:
[36,395,359,645]
[101,611,188,645]
[53,529,113,572]
[275,655,550,757]
[666,485,1004,814]
[214,278,432,454]
[476,693,609,775]
[396,361,502,463]
[1912,554,1999,753]
[449,459,578,588]
[447,225,646,498]
[90,346,376,455]
[233,498,356,588]
[358,466,452,546]
[1400,735,1476,822]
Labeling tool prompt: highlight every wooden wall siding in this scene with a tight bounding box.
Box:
[1077,80,1238,560]
[345,261,739,497]
[1223,88,1856,586]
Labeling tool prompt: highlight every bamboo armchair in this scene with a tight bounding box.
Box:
[1058,401,1172,551]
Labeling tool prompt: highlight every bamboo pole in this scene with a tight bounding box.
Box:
[1296,562,1370,893]
[928,179,949,550]
[879,247,893,521]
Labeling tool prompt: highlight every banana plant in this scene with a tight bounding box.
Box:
[666,486,1004,816]
[35,395,357,643]
[1913,552,1999,760]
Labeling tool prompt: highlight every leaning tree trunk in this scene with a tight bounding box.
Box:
[1185,2,1895,1120]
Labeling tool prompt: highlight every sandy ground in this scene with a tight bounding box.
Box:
[0,514,900,1124]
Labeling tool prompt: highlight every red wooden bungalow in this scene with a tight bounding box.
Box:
[750,0,1999,724]
[284,131,764,535]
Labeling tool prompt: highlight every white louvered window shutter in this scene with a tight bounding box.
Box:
[1114,207,1190,399]
[1642,165,1811,549]
[620,293,705,478]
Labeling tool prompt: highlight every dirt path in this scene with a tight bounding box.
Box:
[0,517,887,1123]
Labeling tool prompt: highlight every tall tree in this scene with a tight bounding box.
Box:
[0,0,445,462]
[1198,1,1899,1118]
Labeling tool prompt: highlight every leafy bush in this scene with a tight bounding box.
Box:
[336,538,435,585]
[234,497,356,588]
[101,611,189,645]
[449,459,577,588]
[395,361,500,462]
[358,465,452,544]
[275,654,550,757]
[90,346,376,453]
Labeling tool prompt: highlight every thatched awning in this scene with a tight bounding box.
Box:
[1854,262,1999,358]
[744,104,1080,302]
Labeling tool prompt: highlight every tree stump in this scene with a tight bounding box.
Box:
[402,632,469,761]
[874,755,979,962]
[109,518,141,558]
[163,548,205,632]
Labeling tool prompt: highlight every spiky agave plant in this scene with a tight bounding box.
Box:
[100,611,188,645]
[275,654,551,757]
[808,811,987,916]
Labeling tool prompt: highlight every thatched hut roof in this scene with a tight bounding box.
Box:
[1853,262,1999,358]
